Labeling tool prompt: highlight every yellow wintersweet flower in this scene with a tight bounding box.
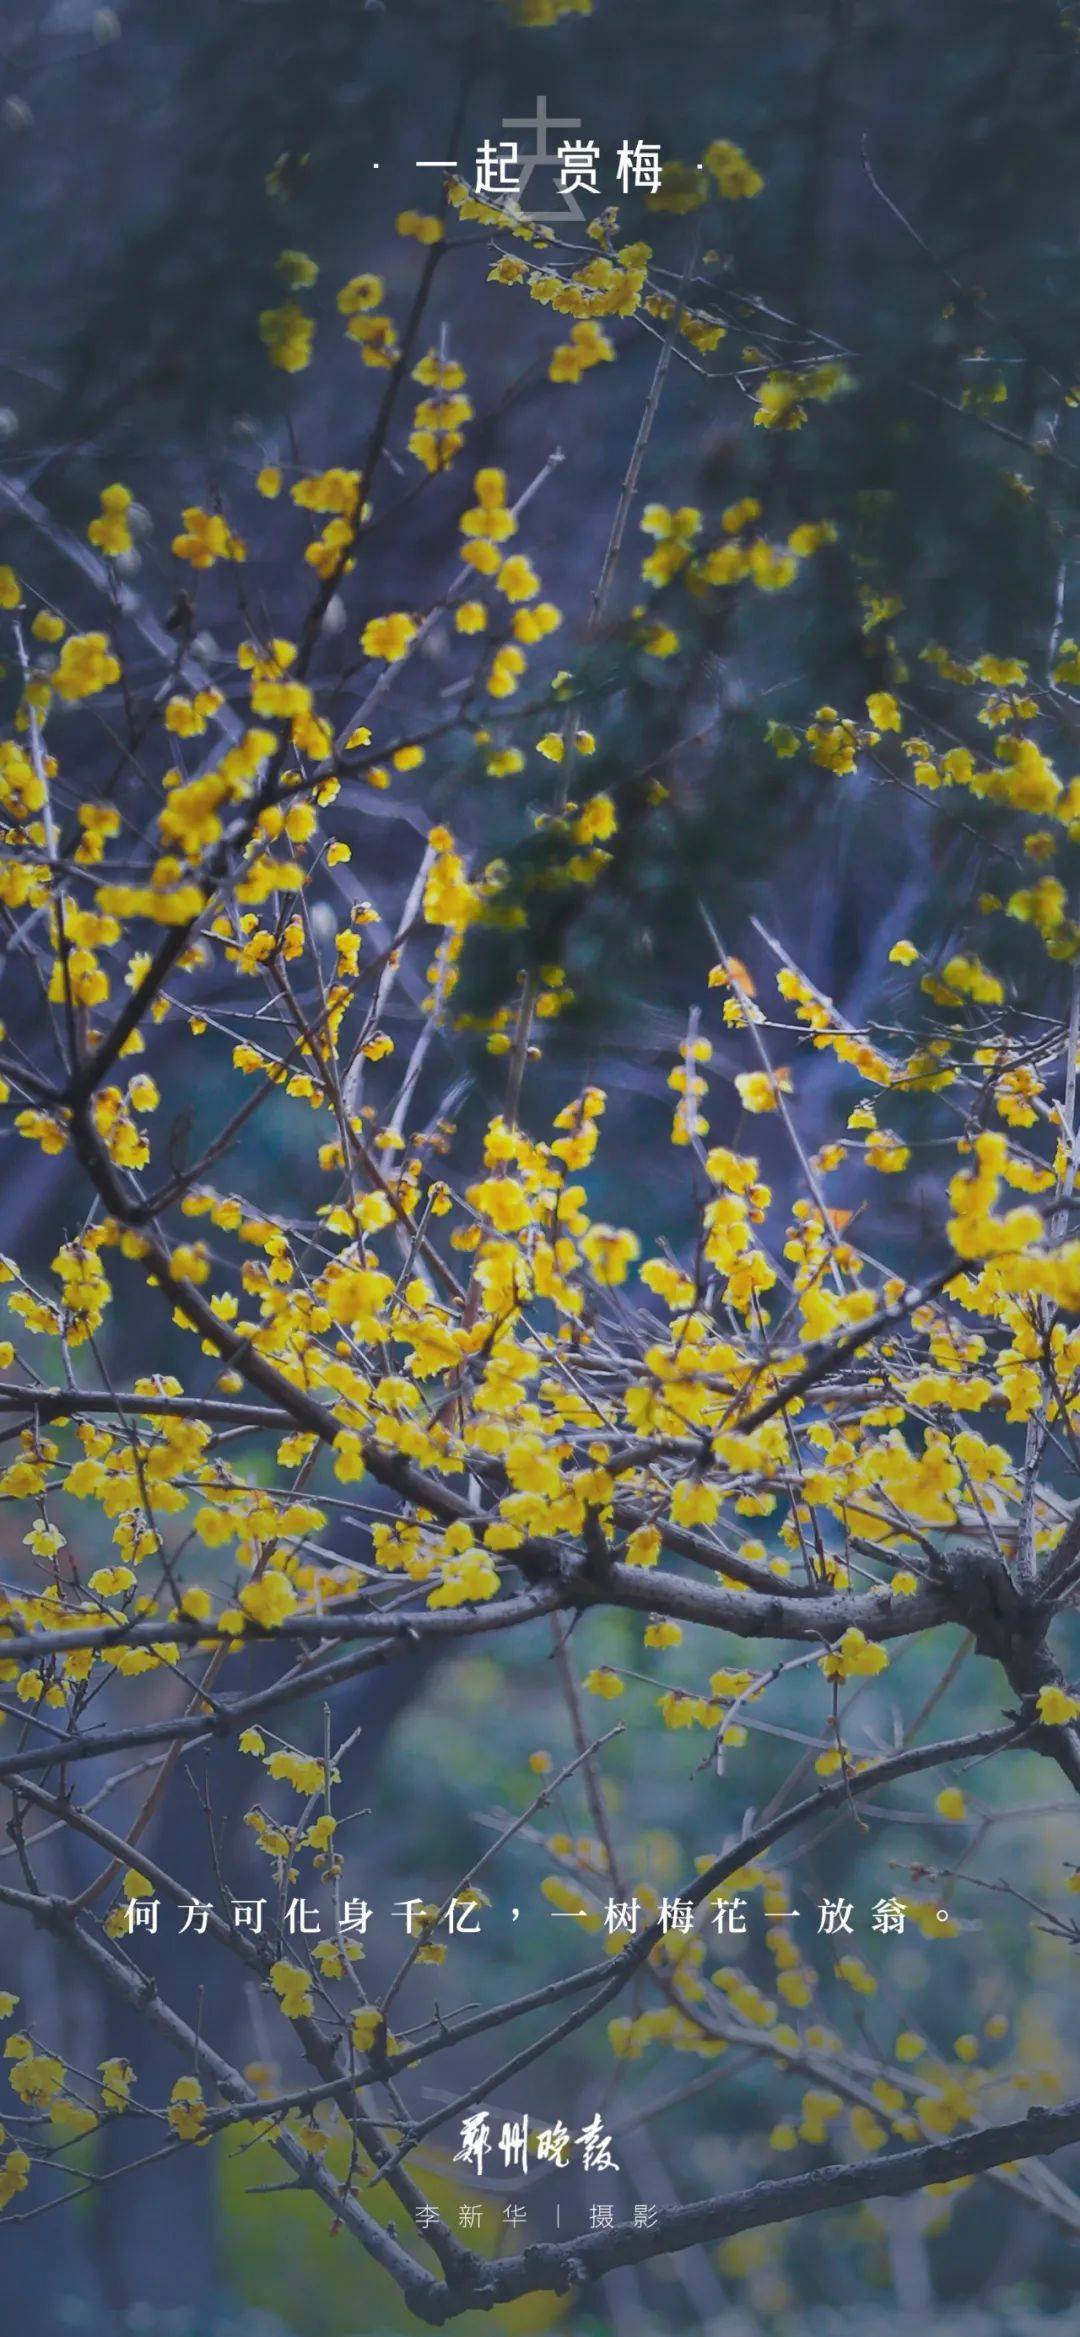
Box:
[515,600,562,644]
[647,160,709,215]
[657,1690,713,1729]
[361,612,417,661]
[167,2075,209,2142]
[935,1787,967,1820]
[291,469,361,518]
[164,688,223,737]
[427,1550,500,1607]
[754,372,808,431]
[540,1877,601,1930]
[549,320,615,383]
[172,507,246,568]
[466,1174,532,1232]
[735,1069,792,1114]
[460,467,515,540]
[1037,1684,1080,1726]
[640,501,701,586]
[573,791,616,844]
[350,2007,391,2054]
[275,248,318,289]
[644,1619,682,1650]
[866,690,901,732]
[269,1961,313,2020]
[99,2057,135,2114]
[993,735,1060,813]
[836,1957,877,1997]
[895,2031,926,2062]
[806,708,857,770]
[396,211,444,244]
[581,1224,641,1285]
[703,139,764,198]
[821,1628,889,1681]
[496,554,540,603]
[259,302,314,373]
[5,2042,65,2110]
[487,643,527,697]
[338,272,384,315]
[240,1570,297,1629]
[345,311,399,368]
[671,1480,720,1528]
[583,1666,624,1699]
[865,1128,910,1174]
[53,630,121,701]
[88,483,134,558]
[462,538,502,575]
[265,1750,324,1794]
